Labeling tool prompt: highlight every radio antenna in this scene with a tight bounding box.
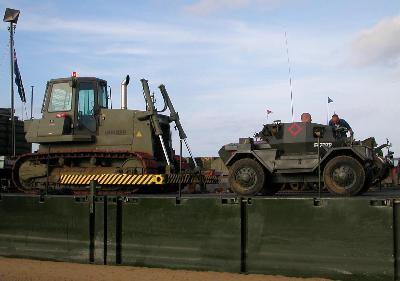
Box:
[284,31,295,123]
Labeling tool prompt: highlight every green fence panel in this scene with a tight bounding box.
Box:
[0,195,90,263]
[93,196,118,265]
[246,198,394,281]
[394,200,400,281]
[120,197,241,272]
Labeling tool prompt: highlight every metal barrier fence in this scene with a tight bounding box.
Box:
[0,193,397,280]
[246,198,394,281]
[0,195,89,263]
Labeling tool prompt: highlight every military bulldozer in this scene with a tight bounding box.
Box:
[219,121,392,196]
[14,74,212,193]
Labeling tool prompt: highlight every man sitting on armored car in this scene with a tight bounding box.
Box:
[329,114,353,138]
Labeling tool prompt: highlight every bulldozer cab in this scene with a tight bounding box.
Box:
[40,77,107,138]
[25,77,108,143]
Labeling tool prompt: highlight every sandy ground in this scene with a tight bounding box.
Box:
[0,257,331,281]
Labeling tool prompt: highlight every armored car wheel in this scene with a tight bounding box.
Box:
[323,155,365,196]
[229,158,266,196]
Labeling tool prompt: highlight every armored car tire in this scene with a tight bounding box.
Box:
[228,158,266,196]
[323,155,365,196]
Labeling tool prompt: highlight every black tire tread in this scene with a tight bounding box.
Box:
[228,158,266,196]
[323,155,365,196]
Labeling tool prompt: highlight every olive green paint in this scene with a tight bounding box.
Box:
[120,197,242,272]
[246,198,394,280]
[0,195,90,263]
[0,194,399,280]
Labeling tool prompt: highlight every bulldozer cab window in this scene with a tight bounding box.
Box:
[48,82,72,112]
[78,83,95,117]
[98,84,108,108]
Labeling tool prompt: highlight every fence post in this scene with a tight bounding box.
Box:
[89,180,97,263]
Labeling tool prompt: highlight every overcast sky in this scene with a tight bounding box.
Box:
[0,0,398,156]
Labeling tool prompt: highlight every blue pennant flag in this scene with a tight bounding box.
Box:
[328,97,333,103]
[14,50,26,103]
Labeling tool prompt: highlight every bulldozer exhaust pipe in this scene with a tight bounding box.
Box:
[120,75,130,109]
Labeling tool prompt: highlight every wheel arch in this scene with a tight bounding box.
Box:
[317,148,366,172]
[225,152,273,173]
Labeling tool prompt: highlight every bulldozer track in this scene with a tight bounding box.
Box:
[12,150,158,192]
[11,150,219,195]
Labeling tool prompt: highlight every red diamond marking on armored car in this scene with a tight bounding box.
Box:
[287,123,302,137]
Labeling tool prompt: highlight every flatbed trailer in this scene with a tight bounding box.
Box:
[1,187,400,280]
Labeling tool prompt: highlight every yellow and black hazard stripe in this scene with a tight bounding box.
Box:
[166,174,193,184]
[60,174,165,185]
[201,176,220,184]
[60,173,219,186]
[165,174,219,184]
